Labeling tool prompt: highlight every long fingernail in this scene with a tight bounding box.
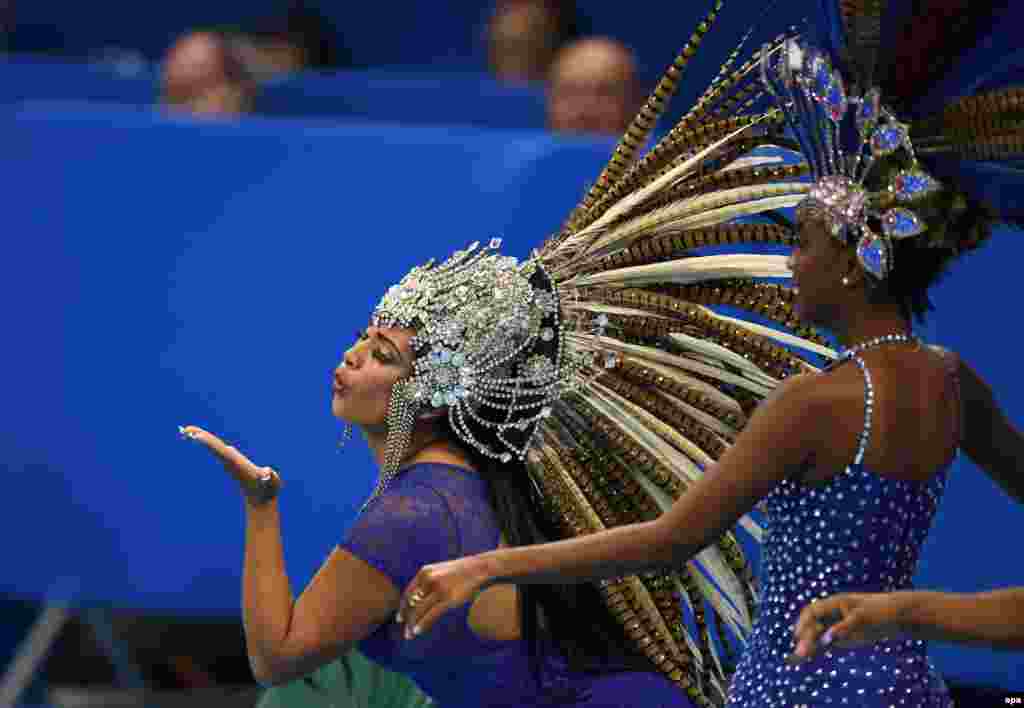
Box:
[821,629,834,646]
[178,425,198,440]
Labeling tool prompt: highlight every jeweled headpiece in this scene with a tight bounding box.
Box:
[372,238,565,470]
[761,37,943,280]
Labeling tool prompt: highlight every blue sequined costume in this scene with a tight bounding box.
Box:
[726,352,958,707]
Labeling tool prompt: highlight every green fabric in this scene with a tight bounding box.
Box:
[256,650,433,708]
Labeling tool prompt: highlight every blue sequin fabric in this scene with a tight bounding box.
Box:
[726,356,956,707]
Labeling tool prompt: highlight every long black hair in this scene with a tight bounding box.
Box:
[446,427,655,685]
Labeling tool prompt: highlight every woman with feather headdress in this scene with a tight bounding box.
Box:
[178,4,795,704]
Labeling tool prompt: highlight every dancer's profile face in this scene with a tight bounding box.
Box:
[790,207,850,327]
[332,325,415,429]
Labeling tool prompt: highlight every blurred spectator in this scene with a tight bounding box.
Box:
[486,0,582,83]
[0,0,12,52]
[228,0,349,81]
[547,36,640,136]
[160,31,258,118]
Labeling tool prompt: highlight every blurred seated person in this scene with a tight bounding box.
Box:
[1,0,12,53]
[160,31,257,117]
[228,0,349,81]
[547,37,640,136]
[487,0,582,83]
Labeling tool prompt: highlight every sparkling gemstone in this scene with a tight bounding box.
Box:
[882,208,926,239]
[856,88,880,137]
[439,349,452,363]
[431,391,445,407]
[451,352,465,367]
[825,81,847,122]
[870,124,907,156]
[811,55,831,97]
[855,231,889,280]
[604,353,619,369]
[595,314,609,327]
[534,291,557,313]
[892,170,939,202]
[540,328,554,342]
[786,40,804,72]
[499,452,512,463]
[445,392,457,406]
[489,237,502,249]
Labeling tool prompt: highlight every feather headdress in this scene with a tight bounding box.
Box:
[371,1,1022,704]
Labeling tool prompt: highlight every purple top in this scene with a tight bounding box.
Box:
[340,462,693,708]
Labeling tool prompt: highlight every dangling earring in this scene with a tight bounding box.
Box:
[362,380,417,511]
[841,276,850,286]
[335,360,352,451]
[337,423,352,450]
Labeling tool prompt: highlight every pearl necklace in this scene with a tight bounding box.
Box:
[838,333,918,361]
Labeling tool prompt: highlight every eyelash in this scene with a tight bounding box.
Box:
[355,330,391,363]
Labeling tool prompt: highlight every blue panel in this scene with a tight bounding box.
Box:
[0,103,613,614]
[0,58,546,131]
[255,70,545,130]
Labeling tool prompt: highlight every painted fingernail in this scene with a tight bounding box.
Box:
[821,628,834,646]
[178,425,197,440]
[412,625,421,636]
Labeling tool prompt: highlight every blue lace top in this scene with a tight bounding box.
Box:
[340,462,693,708]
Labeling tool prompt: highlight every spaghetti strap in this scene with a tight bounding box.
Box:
[847,355,874,468]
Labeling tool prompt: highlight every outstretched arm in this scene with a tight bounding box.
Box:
[792,587,1024,658]
[398,374,823,636]
[959,359,1024,503]
[182,427,400,686]
[244,503,400,685]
